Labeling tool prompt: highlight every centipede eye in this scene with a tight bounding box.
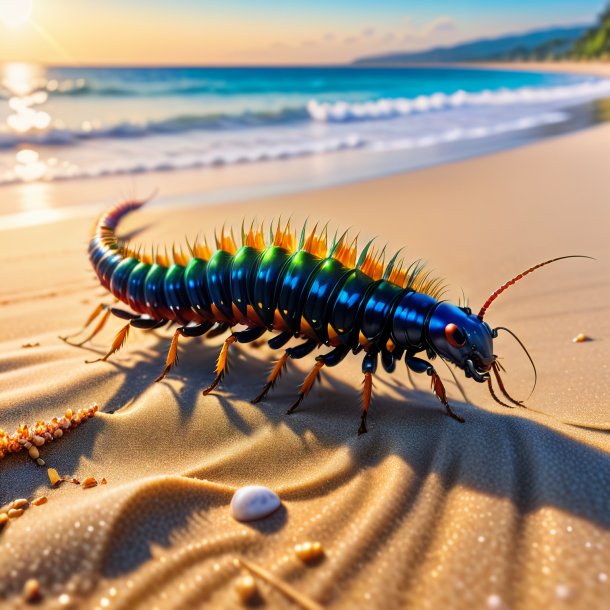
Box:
[445,323,466,349]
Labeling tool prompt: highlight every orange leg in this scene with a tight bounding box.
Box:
[59,303,106,341]
[358,371,373,435]
[85,322,130,363]
[155,328,183,382]
[430,369,465,423]
[73,308,113,347]
[252,350,291,404]
[287,360,325,414]
[202,335,237,395]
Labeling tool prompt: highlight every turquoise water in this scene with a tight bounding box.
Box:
[0,64,608,185]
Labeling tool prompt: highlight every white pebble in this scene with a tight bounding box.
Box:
[230,485,280,522]
[487,594,503,609]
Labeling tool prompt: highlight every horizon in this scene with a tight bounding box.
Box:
[0,0,605,66]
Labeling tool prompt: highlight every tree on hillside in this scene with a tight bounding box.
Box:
[571,4,610,58]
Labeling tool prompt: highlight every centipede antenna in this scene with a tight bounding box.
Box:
[491,362,527,408]
[478,255,593,320]
[494,327,537,399]
[487,375,515,409]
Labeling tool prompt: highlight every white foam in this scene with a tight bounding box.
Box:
[307,79,610,123]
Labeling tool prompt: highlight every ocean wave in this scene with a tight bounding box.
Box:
[307,79,610,122]
[0,107,310,149]
[0,108,573,187]
[0,134,366,185]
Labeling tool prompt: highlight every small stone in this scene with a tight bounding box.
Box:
[32,496,47,506]
[230,486,281,522]
[573,333,591,343]
[81,476,97,489]
[36,458,45,466]
[32,435,45,447]
[11,498,29,510]
[23,578,41,603]
[100,478,107,485]
[235,574,258,603]
[28,446,40,460]
[0,513,8,528]
[53,429,63,439]
[64,409,73,419]
[295,541,324,562]
[47,468,61,486]
[8,508,24,519]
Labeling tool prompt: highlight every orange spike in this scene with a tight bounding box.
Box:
[302,223,319,254]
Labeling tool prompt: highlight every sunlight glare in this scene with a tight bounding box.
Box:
[0,0,33,28]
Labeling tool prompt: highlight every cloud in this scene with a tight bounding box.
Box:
[361,27,375,38]
[401,15,457,42]
[422,16,456,37]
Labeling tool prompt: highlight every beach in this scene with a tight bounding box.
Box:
[1,101,610,609]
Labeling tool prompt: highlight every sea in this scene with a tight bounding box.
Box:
[1,64,610,192]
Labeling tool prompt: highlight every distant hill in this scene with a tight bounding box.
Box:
[571,6,610,58]
[354,25,589,65]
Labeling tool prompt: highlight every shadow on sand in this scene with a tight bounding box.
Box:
[1,330,609,581]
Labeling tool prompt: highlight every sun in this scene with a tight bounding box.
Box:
[0,0,33,28]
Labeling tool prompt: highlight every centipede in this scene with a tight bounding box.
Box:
[63,197,594,434]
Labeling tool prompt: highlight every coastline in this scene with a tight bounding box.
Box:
[470,60,610,78]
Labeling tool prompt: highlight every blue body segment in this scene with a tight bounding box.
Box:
[360,280,405,343]
[205,250,234,320]
[125,261,151,314]
[184,258,213,318]
[251,246,292,326]
[300,257,350,342]
[164,264,192,323]
[144,264,172,319]
[97,251,124,289]
[109,257,139,302]
[391,291,439,349]
[329,269,376,341]
[230,246,261,317]
[277,250,324,333]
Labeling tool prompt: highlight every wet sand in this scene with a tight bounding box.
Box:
[1,119,610,608]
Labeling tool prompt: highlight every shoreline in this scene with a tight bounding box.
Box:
[2,60,610,228]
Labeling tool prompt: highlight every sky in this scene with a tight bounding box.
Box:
[0,0,606,65]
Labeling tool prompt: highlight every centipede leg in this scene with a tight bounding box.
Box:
[287,360,325,414]
[155,328,184,382]
[202,335,237,395]
[252,338,318,404]
[406,355,465,423]
[252,351,291,404]
[85,322,131,363]
[357,351,378,434]
[73,308,113,347]
[59,303,108,343]
[430,369,465,423]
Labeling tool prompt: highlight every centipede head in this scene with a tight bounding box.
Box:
[426,302,495,382]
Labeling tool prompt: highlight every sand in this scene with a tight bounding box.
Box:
[1,117,610,608]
